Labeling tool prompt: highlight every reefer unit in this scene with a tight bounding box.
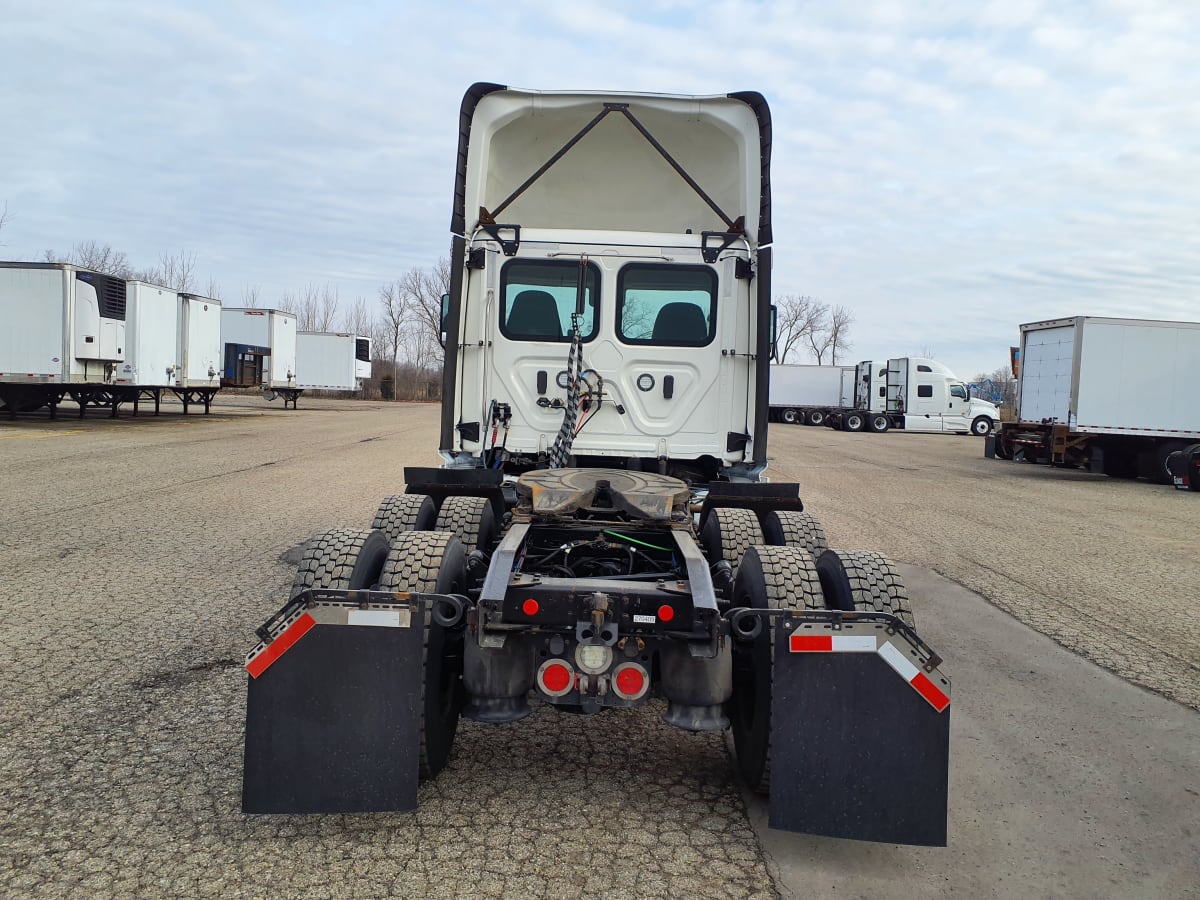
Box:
[0,262,127,384]
[220,308,297,389]
[296,332,372,391]
[115,282,177,386]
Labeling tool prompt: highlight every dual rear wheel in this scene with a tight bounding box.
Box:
[729,541,914,794]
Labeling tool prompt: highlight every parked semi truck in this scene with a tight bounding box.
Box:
[295,332,372,392]
[241,84,952,846]
[824,357,999,435]
[992,316,1200,483]
[768,363,854,424]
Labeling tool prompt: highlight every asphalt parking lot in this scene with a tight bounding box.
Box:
[1,399,1197,897]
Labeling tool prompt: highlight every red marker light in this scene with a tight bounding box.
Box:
[657,605,675,623]
[541,662,572,694]
[522,598,539,616]
[615,666,644,696]
[611,662,650,700]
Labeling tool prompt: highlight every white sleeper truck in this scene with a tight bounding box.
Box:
[828,357,999,435]
[241,84,953,846]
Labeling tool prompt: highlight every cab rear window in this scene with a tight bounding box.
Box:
[500,260,599,342]
[616,265,716,347]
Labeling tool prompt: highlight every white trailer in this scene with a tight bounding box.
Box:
[0,261,136,416]
[296,332,372,391]
[0,262,127,385]
[995,316,1200,482]
[176,293,222,389]
[220,308,300,406]
[768,364,854,425]
[116,282,177,387]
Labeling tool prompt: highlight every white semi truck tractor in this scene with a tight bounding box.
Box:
[241,84,953,846]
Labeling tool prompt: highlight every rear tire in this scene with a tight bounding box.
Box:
[1146,440,1188,485]
[815,549,915,627]
[760,510,827,561]
[434,495,498,553]
[806,409,826,426]
[780,407,800,425]
[700,507,763,578]
[372,493,437,541]
[867,413,890,433]
[729,546,824,794]
[289,528,390,600]
[842,411,865,432]
[379,531,468,779]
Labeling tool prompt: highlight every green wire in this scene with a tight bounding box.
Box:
[603,530,672,553]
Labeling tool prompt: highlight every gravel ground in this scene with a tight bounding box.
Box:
[1,400,1196,896]
[767,423,1200,710]
[0,399,772,898]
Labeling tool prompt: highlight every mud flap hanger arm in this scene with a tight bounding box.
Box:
[725,607,944,669]
[477,102,744,251]
[254,588,471,644]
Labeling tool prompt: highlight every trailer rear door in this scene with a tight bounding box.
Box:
[1020,324,1076,423]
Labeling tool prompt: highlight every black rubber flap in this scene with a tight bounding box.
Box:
[768,624,950,846]
[243,615,424,813]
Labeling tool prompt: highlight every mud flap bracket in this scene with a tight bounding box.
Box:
[768,613,950,846]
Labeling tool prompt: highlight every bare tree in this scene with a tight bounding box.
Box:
[289,283,339,330]
[826,304,854,364]
[44,240,133,277]
[341,296,373,336]
[141,249,197,291]
[204,276,222,301]
[397,257,451,370]
[773,294,825,362]
[378,281,406,392]
[241,284,260,308]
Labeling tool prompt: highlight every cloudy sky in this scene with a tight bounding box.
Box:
[2,0,1197,379]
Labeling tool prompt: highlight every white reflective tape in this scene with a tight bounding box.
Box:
[347,609,402,628]
[831,635,877,653]
[877,640,920,682]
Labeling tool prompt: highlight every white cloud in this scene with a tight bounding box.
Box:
[0,0,1196,379]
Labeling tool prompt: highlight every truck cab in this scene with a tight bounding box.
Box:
[887,358,998,433]
[440,87,771,484]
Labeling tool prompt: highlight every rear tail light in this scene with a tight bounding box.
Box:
[611,662,650,701]
[537,659,575,698]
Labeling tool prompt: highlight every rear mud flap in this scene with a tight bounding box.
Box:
[242,602,425,814]
[769,615,950,846]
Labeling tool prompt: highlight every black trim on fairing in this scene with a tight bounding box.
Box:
[452,82,507,236]
[727,91,773,246]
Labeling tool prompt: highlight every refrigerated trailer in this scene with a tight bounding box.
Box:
[0,261,128,416]
[992,316,1200,483]
[295,332,372,392]
[768,364,854,424]
[220,308,301,407]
